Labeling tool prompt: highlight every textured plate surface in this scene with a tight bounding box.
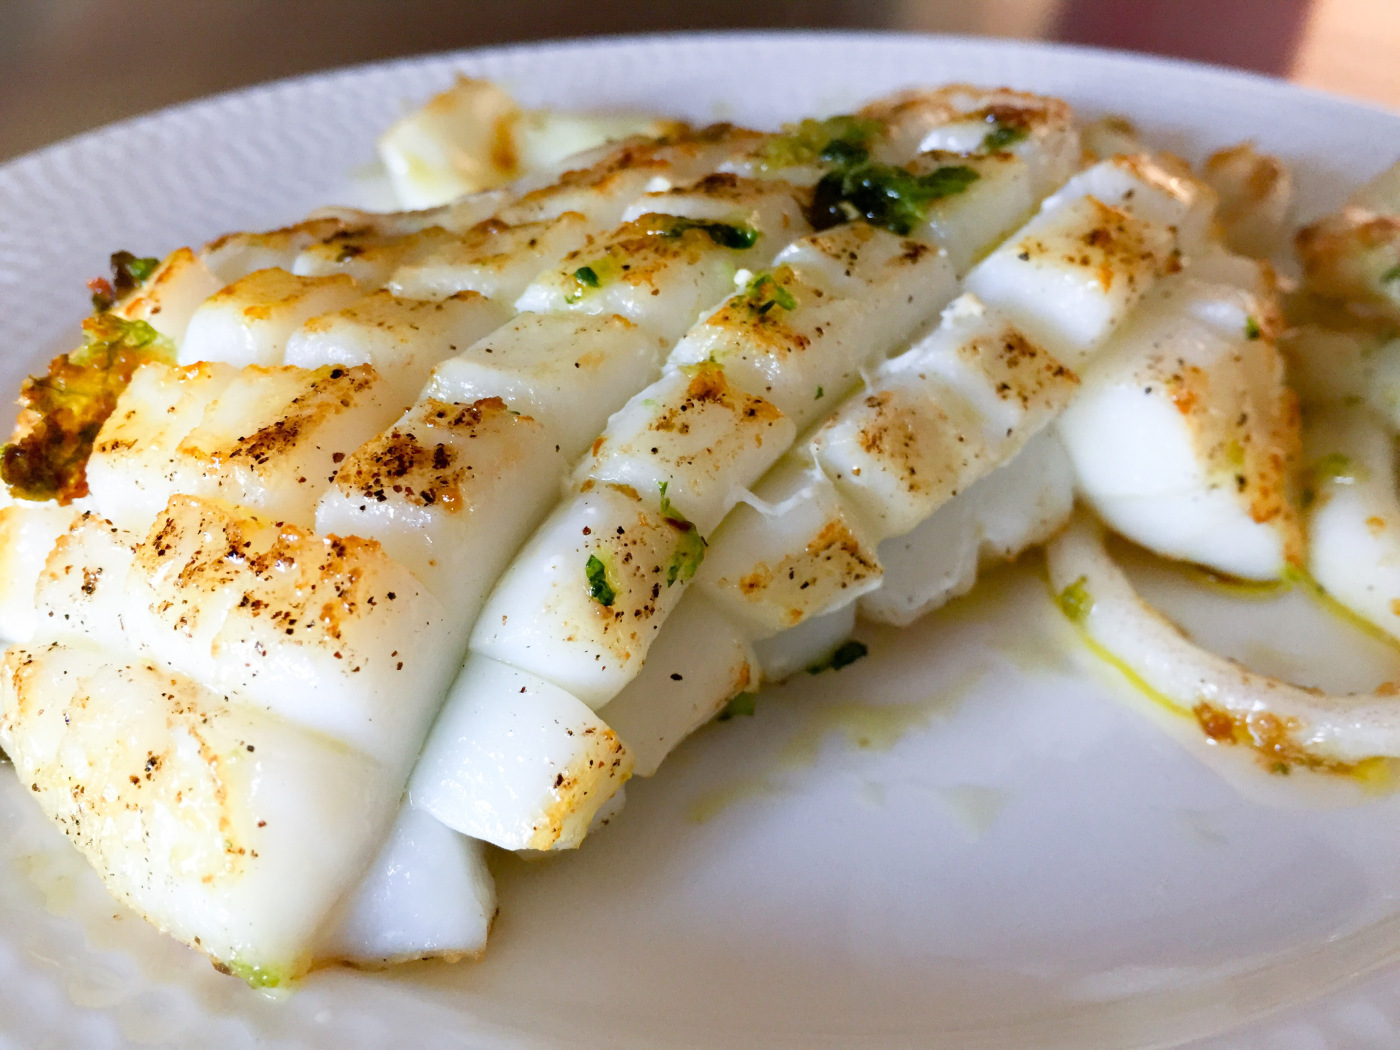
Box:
[3,31,1400,1050]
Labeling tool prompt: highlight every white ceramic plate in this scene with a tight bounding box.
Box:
[4,31,1400,1050]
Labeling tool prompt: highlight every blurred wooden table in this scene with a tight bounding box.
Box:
[1,0,1397,163]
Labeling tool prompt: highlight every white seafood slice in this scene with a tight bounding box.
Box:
[1280,318,1400,430]
[0,641,397,986]
[377,75,681,208]
[494,129,767,229]
[111,248,222,347]
[470,483,696,707]
[73,495,456,769]
[377,77,523,208]
[201,198,514,285]
[423,312,669,459]
[695,454,883,635]
[694,160,1197,638]
[85,360,238,532]
[1080,115,1144,160]
[0,497,82,643]
[314,397,564,629]
[600,592,757,776]
[1305,405,1400,641]
[911,86,1079,198]
[1057,268,1300,580]
[581,362,796,533]
[180,269,362,367]
[32,511,137,642]
[909,150,1036,274]
[669,224,959,428]
[1200,143,1294,259]
[1046,512,1400,768]
[963,156,1204,367]
[860,428,1075,626]
[284,290,510,411]
[387,212,594,302]
[291,225,461,288]
[89,363,399,532]
[1296,160,1400,314]
[316,805,495,967]
[201,218,355,287]
[410,654,631,850]
[515,178,809,343]
[813,295,1080,539]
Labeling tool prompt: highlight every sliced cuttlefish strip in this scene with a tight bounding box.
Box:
[0,641,399,985]
[419,88,1048,845]
[700,155,1198,637]
[1046,513,1400,768]
[1058,256,1300,581]
[1305,405,1400,642]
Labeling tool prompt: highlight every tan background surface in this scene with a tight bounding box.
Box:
[0,0,1396,163]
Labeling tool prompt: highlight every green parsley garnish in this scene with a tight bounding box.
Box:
[808,161,981,236]
[1244,316,1262,340]
[807,639,869,674]
[219,957,283,989]
[743,270,797,315]
[2,313,175,503]
[717,691,758,720]
[754,115,883,172]
[658,481,707,586]
[649,216,758,250]
[982,122,1028,151]
[89,250,161,311]
[1381,263,1400,284]
[815,386,824,399]
[585,553,617,607]
[1058,576,1094,624]
[565,264,601,304]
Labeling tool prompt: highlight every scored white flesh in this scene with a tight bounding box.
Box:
[0,641,398,985]
[515,177,811,343]
[599,592,758,777]
[670,223,959,428]
[315,804,496,967]
[469,483,696,708]
[860,428,1075,626]
[314,397,565,633]
[292,226,463,289]
[410,654,631,850]
[1057,261,1300,580]
[1305,405,1400,640]
[424,88,1032,843]
[35,496,455,770]
[476,220,959,694]
[387,212,595,302]
[0,497,83,644]
[86,363,400,533]
[112,247,222,348]
[963,155,1207,369]
[698,155,1197,638]
[180,269,363,367]
[284,290,511,411]
[423,313,671,459]
[695,452,885,635]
